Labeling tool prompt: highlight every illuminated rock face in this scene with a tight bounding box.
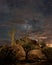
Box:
[27,49,46,61]
[11,44,26,61]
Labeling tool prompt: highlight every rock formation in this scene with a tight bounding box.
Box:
[10,44,26,61]
[27,49,46,61]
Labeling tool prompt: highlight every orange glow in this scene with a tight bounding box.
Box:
[46,44,52,48]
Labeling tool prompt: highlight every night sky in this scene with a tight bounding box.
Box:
[0,0,52,43]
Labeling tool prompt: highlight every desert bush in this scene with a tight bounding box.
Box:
[38,40,46,48]
[22,42,37,61]
[23,43,35,53]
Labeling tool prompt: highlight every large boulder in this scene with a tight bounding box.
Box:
[10,44,26,61]
[0,44,26,64]
[27,49,46,61]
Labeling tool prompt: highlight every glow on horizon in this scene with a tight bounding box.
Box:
[46,44,52,48]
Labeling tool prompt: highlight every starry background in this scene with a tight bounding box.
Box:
[0,0,52,43]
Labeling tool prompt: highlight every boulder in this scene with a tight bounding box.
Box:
[0,44,26,64]
[27,49,46,61]
[11,44,26,61]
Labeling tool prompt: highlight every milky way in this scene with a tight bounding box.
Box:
[0,0,52,43]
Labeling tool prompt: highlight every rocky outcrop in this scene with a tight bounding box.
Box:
[0,44,26,64]
[27,49,46,61]
[10,44,26,61]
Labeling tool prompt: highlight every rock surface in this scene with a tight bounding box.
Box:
[27,49,46,61]
[11,44,26,61]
